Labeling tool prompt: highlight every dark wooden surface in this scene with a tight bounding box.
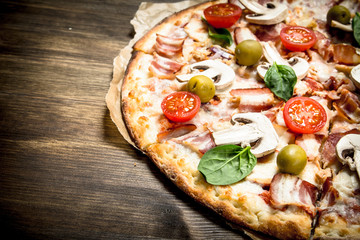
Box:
[0,0,247,239]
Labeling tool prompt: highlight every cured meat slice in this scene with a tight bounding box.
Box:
[270,173,318,216]
[230,88,275,112]
[149,53,183,79]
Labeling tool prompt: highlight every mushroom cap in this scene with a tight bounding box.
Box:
[176,60,235,90]
[212,113,279,158]
[336,134,360,172]
[350,64,360,89]
[244,2,288,25]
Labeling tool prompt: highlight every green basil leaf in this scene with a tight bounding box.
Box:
[264,62,297,101]
[198,145,257,185]
[352,12,360,46]
[202,18,233,47]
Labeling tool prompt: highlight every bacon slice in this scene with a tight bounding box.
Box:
[157,124,197,142]
[173,130,215,154]
[320,177,340,207]
[250,23,285,42]
[295,134,322,161]
[333,89,360,123]
[333,44,360,65]
[155,33,186,58]
[270,173,318,216]
[312,31,332,61]
[234,27,257,45]
[230,88,275,112]
[149,53,183,79]
[320,132,343,168]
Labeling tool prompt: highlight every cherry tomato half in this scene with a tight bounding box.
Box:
[280,26,317,52]
[204,3,242,28]
[283,97,327,134]
[161,91,201,122]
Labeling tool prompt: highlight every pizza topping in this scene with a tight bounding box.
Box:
[257,41,309,80]
[327,5,351,29]
[280,26,317,52]
[333,44,360,65]
[229,88,275,112]
[198,145,256,185]
[203,3,242,29]
[149,53,183,79]
[161,91,201,123]
[212,113,279,158]
[353,12,360,46]
[270,173,318,216]
[176,60,235,90]
[235,40,263,66]
[155,33,186,58]
[333,89,360,123]
[186,75,215,103]
[234,27,257,45]
[239,0,288,25]
[203,18,233,47]
[209,46,232,60]
[157,124,197,142]
[336,134,360,178]
[276,144,307,175]
[350,64,360,89]
[283,96,327,134]
[263,62,297,102]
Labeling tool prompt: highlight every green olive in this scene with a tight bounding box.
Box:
[187,75,215,103]
[276,144,307,175]
[235,40,263,66]
[327,5,351,25]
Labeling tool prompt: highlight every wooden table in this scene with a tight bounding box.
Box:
[0,0,246,239]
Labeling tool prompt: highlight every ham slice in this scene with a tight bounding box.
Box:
[230,88,275,112]
[270,173,318,216]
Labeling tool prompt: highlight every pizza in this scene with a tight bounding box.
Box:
[116,0,360,239]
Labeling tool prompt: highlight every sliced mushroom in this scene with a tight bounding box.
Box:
[350,64,360,89]
[176,60,235,89]
[336,134,360,178]
[239,0,288,25]
[257,42,310,79]
[212,112,279,158]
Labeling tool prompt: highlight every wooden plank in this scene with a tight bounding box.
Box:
[0,0,247,239]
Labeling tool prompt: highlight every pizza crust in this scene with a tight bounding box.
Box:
[147,142,313,240]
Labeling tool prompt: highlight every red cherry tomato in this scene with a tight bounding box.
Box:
[283,97,327,134]
[161,91,201,122]
[204,3,242,28]
[280,26,317,52]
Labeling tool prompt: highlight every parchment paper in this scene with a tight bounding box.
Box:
[105,0,206,148]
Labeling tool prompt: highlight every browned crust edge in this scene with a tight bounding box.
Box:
[145,144,312,240]
[120,50,144,150]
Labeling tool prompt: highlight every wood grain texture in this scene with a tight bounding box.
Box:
[0,0,247,239]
